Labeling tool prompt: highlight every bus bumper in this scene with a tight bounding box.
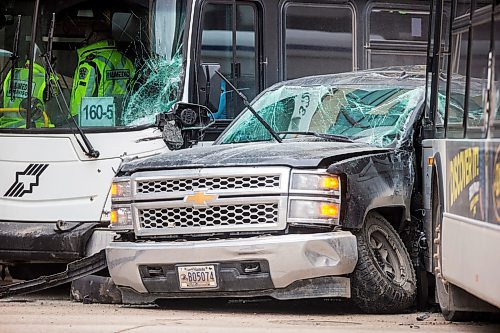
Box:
[0,221,99,263]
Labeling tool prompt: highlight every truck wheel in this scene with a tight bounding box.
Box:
[352,212,416,313]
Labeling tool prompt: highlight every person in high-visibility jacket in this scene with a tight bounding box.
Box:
[0,61,48,128]
[70,20,134,123]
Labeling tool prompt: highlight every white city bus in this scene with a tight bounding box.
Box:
[422,0,499,320]
[0,0,429,279]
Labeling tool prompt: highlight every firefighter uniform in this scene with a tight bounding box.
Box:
[70,40,134,118]
[0,62,47,128]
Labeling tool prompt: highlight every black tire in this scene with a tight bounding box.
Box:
[352,212,416,313]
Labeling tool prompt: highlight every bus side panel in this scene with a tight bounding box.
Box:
[441,140,500,308]
[441,214,500,308]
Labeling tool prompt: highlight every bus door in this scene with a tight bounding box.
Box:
[197,1,262,121]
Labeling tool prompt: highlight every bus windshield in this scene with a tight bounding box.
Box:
[218,76,425,148]
[0,0,186,130]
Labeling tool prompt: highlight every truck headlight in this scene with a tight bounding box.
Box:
[288,170,341,226]
[291,173,340,192]
[110,206,133,229]
[288,199,339,224]
[111,178,131,201]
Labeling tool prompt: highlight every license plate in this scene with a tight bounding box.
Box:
[177,265,217,289]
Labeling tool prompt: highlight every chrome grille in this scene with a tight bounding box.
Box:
[138,203,279,234]
[136,175,281,194]
[131,167,290,236]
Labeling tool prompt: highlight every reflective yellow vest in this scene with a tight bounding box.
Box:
[0,62,47,128]
[70,40,135,117]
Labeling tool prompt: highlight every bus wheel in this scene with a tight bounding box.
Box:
[433,214,473,322]
[352,212,416,313]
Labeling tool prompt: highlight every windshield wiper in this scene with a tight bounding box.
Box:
[277,131,354,143]
[214,70,282,143]
[0,15,21,99]
[42,13,99,158]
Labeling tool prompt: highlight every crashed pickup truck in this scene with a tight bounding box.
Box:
[106,66,428,313]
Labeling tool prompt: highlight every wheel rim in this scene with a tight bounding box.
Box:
[368,226,408,285]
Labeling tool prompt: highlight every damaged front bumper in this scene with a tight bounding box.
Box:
[106,231,358,304]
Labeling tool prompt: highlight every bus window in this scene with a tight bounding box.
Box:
[199,2,259,119]
[367,7,429,68]
[455,0,471,18]
[467,18,491,138]
[473,0,493,11]
[447,28,469,138]
[0,1,34,129]
[492,15,500,137]
[283,3,354,80]
[369,8,429,43]
[370,51,427,68]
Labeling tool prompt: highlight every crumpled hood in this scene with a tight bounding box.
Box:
[119,141,391,173]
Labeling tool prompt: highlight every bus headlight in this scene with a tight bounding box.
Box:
[111,178,131,201]
[288,199,340,225]
[110,206,133,229]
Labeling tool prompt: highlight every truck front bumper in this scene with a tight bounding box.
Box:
[107,231,358,304]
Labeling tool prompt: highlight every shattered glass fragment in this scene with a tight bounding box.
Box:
[122,51,184,126]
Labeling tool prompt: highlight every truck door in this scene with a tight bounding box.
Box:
[197,1,262,120]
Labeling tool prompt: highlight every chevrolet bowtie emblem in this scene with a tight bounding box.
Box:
[184,191,218,206]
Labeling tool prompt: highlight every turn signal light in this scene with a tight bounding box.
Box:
[320,176,340,191]
[110,209,118,224]
[111,183,119,196]
[320,203,339,218]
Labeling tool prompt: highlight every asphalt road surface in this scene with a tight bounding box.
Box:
[1,285,499,333]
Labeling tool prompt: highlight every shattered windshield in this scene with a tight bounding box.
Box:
[218,80,425,147]
[0,0,186,130]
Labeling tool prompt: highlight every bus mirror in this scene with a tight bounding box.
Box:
[156,102,213,149]
[200,63,221,110]
[172,102,212,129]
[201,63,221,81]
[161,120,184,150]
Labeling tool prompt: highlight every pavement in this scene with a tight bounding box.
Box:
[1,285,499,333]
